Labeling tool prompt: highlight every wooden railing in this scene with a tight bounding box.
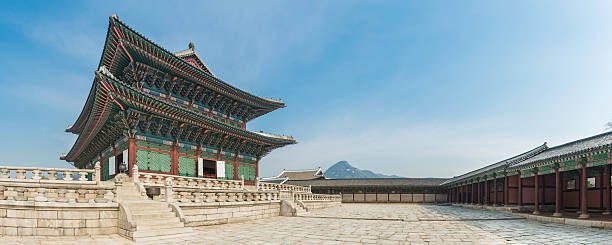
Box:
[0,165,98,184]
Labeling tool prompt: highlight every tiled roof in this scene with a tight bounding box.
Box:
[510,131,612,170]
[286,178,447,187]
[441,143,548,186]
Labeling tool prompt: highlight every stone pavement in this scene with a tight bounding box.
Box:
[2,204,612,244]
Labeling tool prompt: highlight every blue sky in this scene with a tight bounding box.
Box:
[1,1,612,178]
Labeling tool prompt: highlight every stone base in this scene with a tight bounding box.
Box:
[578,213,590,219]
[552,212,562,217]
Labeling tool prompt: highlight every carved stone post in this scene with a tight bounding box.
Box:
[132,164,139,183]
[165,177,174,203]
[94,162,101,183]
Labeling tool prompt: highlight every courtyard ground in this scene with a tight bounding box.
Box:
[1,204,611,244]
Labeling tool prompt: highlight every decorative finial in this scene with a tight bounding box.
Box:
[110,14,119,20]
[188,42,194,50]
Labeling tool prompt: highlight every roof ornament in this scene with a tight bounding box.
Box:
[188,42,195,50]
[110,14,119,20]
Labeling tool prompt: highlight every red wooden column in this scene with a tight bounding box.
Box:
[553,167,563,217]
[128,138,136,176]
[477,180,481,204]
[518,171,523,207]
[604,165,611,215]
[493,174,498,206]
[171,144,178,175]
[504,174,509,206]
[533,169,540,215]
[579,163,589,219]
[484,177,489,205]
[472,182,476,204]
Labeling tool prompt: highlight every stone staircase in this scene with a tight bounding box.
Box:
[295,201,308,216]
[122,201,193,242]
[114,174,193,242]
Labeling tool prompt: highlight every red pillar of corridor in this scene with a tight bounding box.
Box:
[579,163,589,219]
[517,171,523,208]
[605,165,611,215]
[533,170,540,215]
[493,175,498,206]
[484,178,489,205]
[504,175,509,206]
[553,167,563,217]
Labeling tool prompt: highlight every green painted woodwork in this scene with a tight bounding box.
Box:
[561,159,578,171]
[237,164,256,181]
[178,148,195,156]
[178,156,196,177]
[102,159,109,181]
[201,151,217,159]
[221,155,234,162]
[136,149,171,173]
[224,162,234,180]
[590,152,609,167]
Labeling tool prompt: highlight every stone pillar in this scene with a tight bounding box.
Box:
[553,167,562,217]
[132,164,139,183]
[94,161,101,183]
[533,171,540,215]
[604,165,611,215]
[579,163,589,219]
[165,177,174,203]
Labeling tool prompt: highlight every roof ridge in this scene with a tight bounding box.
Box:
[107,15,285,110]
[541,131,612,151]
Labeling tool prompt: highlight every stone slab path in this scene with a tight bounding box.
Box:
[2,204,611,244]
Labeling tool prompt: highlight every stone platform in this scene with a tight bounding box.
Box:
[3,204,612,244]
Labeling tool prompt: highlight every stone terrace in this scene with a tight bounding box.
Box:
[3,204,612,244]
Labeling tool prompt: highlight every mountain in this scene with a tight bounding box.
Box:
[324,161,403,179]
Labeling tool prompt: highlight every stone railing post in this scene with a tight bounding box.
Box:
[309,185,312,193]
[165,177,174,203]
[132,164,139,183]
[241,175,245,189]
[255,178,260,191]
[94,162,101,183]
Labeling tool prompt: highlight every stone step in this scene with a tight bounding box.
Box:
[134,217,180,226]
[136,221,184,231]
[133,232,193,243]
[131,207,173,215]
[132,212,176,220]
[132,227,193,240]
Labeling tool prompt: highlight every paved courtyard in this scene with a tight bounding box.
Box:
[2,204,611,244]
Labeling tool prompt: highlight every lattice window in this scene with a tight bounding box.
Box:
[225,162,234,180]
[237,165,256,181]
[102,159,109,181]
[178,156,196,177]
[136,149,171,173]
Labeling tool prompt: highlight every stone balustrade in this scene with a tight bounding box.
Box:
[294,193,341,202]
[257,182,311,193]
[138,172,244,190]
[0,164,116,204]
[0,165,98,184]
[171,188,280,203]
